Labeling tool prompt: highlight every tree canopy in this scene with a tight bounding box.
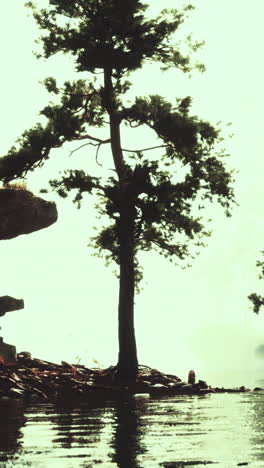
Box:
[0,1,234,275]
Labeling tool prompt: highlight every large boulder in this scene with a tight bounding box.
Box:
[0,187,58,240]
[0,296,24,317]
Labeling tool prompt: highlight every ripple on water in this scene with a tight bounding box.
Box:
[0,393,263,467]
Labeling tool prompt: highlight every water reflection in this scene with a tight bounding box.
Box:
[52,409,75,448]
[248,392,264,461]
[51,405,105,449]
[0,393,264,466]
[0,399,25,463]
[111,396,147,468]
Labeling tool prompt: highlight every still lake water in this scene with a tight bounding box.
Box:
[1,389,264,468]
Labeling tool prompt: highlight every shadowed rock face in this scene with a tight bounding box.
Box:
[0,296,24,317]
[0,188,58,240]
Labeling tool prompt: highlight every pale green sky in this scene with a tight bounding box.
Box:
[0,0,263,386]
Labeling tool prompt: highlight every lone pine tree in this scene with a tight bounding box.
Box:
[0,1,234,379]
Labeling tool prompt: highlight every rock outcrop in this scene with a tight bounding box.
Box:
[0,296,24,317]
[0,187,58,240]
[0,185,58,366]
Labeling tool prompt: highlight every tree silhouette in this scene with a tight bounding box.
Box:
[249,253,264,314]
[0,1,234,379]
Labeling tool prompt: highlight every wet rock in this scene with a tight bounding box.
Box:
[137,366,181,387]
[168,382,184,388]
[18,352,31,359]
[149,383,169,396]
[197,380,208,389]
[151,384,168,388]
[253,387,262,391]
[0,187,58,240]
[0,296,24,317]
[180,384,193,391]
[213,387,251,393]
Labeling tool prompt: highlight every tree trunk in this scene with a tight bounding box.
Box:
[103,67,138,380]
[116,198,138,379]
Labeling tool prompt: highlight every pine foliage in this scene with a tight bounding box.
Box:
[0,0,235,283]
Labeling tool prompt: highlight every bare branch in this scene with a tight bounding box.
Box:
[75,134,111,144]
[95,143,103,167]
[67,138,104,167]
[121,144,169,153]
[68,142,94,157]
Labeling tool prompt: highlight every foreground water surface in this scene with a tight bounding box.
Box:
[1,390,264,468]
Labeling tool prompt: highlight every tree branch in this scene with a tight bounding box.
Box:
[95,143,103,167]
[75,134,111,144]
[68,142,96,157]
[68,140,104,167]
[121,144,168,153]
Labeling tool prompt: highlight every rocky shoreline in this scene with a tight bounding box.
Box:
[0,187,260,406]
[0,353,261,405]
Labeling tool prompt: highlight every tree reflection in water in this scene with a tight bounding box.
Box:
[51,403,106,449]
[111,396,147,468]
[0,400,26,463]
[2,393,264,466]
